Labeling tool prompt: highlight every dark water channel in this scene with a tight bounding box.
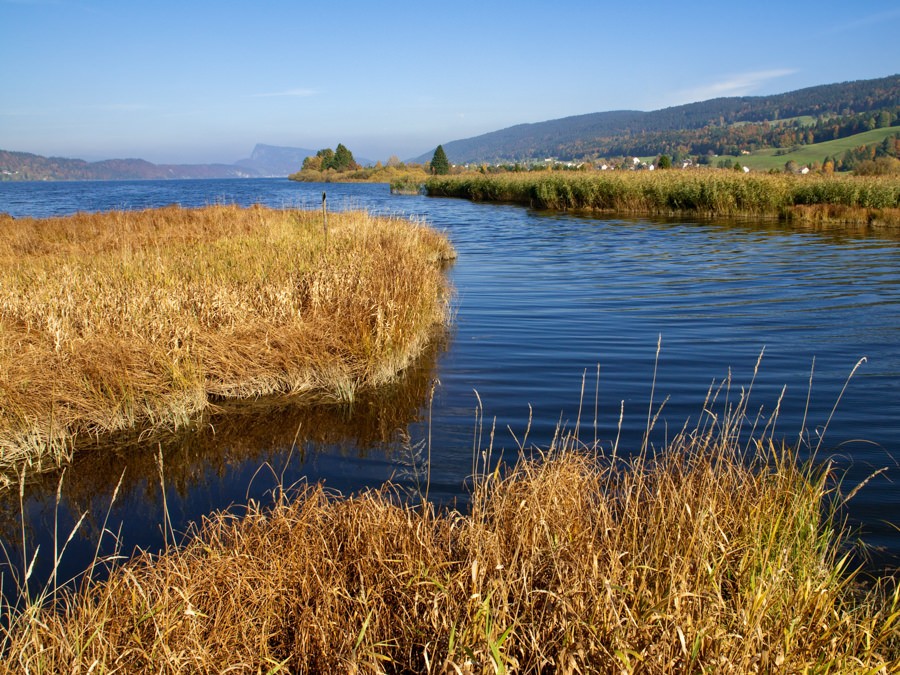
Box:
[1,178,899,603]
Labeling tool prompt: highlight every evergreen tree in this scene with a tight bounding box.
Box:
[316,148,335,170]
[430,145,450,175]
[332,143,357,171]
[311,145,359,172]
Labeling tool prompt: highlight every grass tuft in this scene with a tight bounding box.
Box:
[0,205,455,486]
[2,396,897,672]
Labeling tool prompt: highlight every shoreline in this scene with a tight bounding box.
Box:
[424,171,900,227]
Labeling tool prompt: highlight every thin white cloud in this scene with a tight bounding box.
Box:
[820,8,900,35]
[93,103,149,112]
[252,88,317,98]
[672,69,798,104]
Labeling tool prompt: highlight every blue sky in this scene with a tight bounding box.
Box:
[2,0,899,164]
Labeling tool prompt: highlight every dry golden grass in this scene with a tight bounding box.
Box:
[3,400,898,673]
[0,205,455,486]
[289,164,431,185]
[0,334,448,547]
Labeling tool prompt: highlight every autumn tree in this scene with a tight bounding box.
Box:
[302,145,359,173]
[430,145,450,175]
[316,148,335,169]
[302,155,323,171]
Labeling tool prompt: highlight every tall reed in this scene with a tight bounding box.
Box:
[0,205,455,486]
[426,171,900,225]
[2,383,897,672]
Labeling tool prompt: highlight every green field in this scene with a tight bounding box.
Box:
[717,126,899,171]
[731,114,819,129]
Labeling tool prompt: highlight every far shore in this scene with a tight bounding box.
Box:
[287,165,900,227]
[288,163,430,185]
[424,170,900,227]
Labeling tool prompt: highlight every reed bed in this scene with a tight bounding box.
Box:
[289,165,430,185]
[3,402,897,673]
[0,205,455,486]
[426,171,900,226]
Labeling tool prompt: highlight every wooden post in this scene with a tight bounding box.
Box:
[322,191,327,248]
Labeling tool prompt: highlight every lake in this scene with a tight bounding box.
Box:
[1,177,898,601]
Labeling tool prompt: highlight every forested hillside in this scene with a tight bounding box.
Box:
[0,144,326,181]
[420,74,900,164]
[0,150,266,181]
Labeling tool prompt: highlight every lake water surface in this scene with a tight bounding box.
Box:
[1,178,898,599]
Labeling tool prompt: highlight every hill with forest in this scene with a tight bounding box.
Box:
[0,144,320,181]
[414,74,900,165]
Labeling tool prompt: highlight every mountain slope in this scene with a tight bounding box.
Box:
[415,74,900,164]
[0,150,267,181]
[235,144,319,176]
[0,144,325,181]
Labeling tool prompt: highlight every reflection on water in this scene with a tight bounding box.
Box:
[0,328,450,602]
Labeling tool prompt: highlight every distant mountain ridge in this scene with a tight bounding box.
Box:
[0,144,319,181]
[413,74,900,164]
[235,144,319,176]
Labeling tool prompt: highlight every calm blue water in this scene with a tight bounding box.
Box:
[1,178,898,600]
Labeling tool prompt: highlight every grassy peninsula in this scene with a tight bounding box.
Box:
[426,171,900,227]
[4,407,898,672]
[289,163,430,187]
[0,205,455,486]
[286,143,430,187]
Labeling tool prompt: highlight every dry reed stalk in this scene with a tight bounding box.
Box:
[425,171,900,224]
[0,205,455,487]
[3,418,897,673]
[787,203,900,228]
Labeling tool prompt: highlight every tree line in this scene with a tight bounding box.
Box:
[554,108,900,162]
[300,144,359,172]
[826,132,900,174]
